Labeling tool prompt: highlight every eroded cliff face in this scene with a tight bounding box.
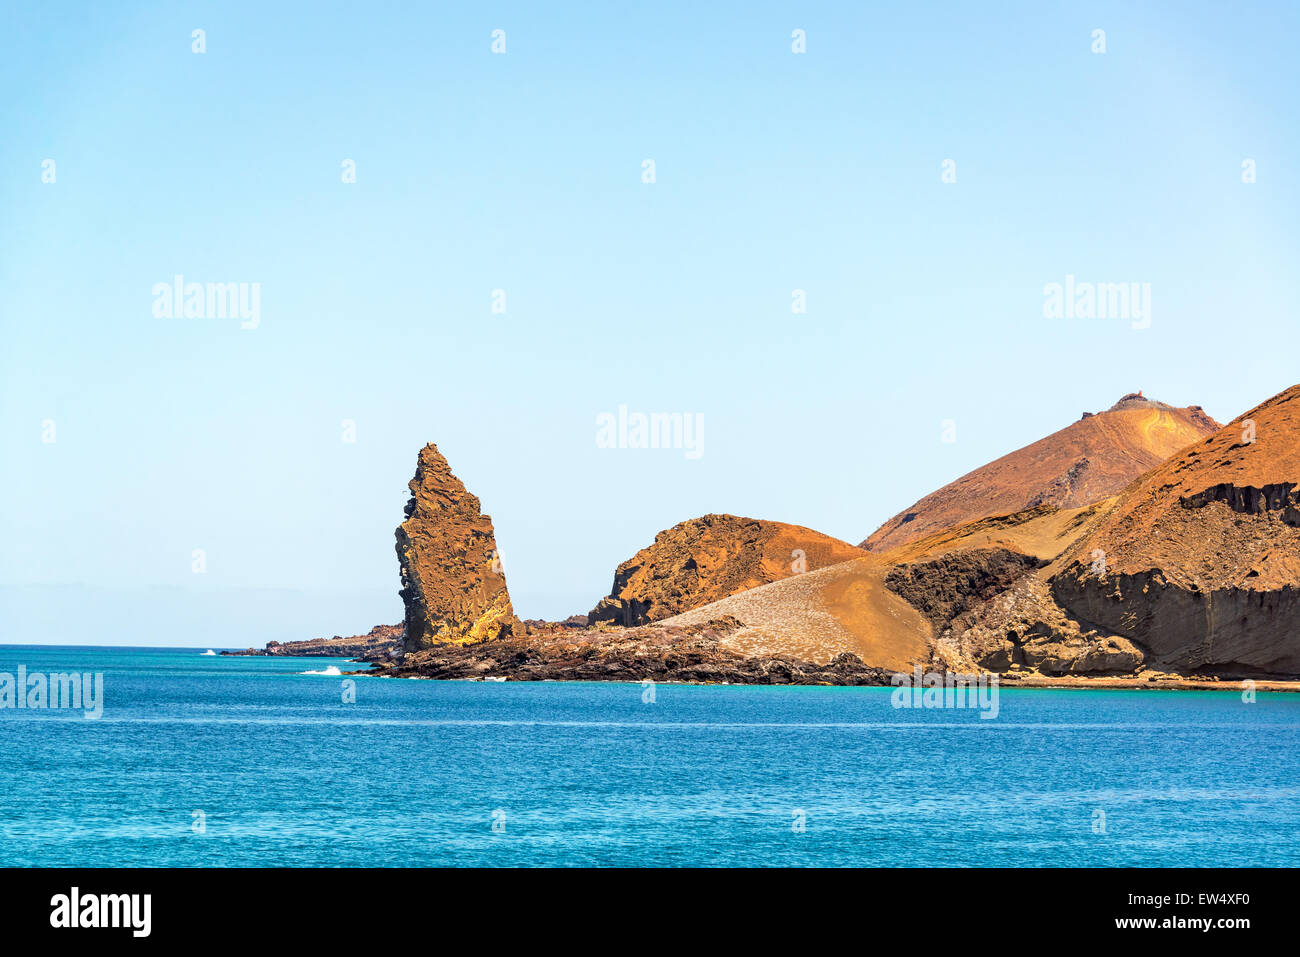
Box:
[943,572,1144,676]
[588,514,865,625]
[1050,385,1300,675]
[395,443,520,652]
[884,548,1046,631]
[883,539,1144,677]
[1052,568,1300,674]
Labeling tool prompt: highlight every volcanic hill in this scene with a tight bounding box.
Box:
[1052,384,1300,674]
[588,514,865,626]
[862,393,1220,553]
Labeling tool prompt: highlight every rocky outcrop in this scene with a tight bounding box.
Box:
[588,514,864,625]
[862,394,1219,552]
[523,615,589,631]
[379,615,894,685]
[882,543,1143,676]
[1053,569,1300,675]
[223,624,403,661]
[941,575,1144,676]
[1052,384,1300,675]
[885,548,1046,631]
[395,443,520,651]
[1179,482,1299,524]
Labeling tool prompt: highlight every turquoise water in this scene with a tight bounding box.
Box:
[1,644,1297,866]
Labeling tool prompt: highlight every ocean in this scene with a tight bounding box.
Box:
[1,645,1297,867]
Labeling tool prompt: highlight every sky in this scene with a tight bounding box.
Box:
[2,1,1298,645]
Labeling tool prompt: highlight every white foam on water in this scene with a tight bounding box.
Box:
[301,666,342,676]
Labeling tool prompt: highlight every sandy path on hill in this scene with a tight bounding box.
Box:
[664,557,931,670]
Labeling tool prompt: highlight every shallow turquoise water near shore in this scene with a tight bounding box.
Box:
[1,644,1298,866]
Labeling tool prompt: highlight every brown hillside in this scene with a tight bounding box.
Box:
[1053,384,1300,674]
[659,502,1109,674]
[663,555,931,671]
[588,514,865,625]
[879,500,1146,677]
[862,394,1219,552]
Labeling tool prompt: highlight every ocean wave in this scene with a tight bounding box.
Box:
[300,666,343,676]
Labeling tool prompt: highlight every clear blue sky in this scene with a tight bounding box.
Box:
[2,1,1298,645]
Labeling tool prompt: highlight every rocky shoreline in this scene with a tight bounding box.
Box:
[352,627,1300,691]
[362,617,894,685]
[351,616,1300,691]
[223,624,402,662]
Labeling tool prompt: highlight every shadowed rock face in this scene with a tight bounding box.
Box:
[395,444,520,652]
[588,514,865,626]
[882,537,1144,677]
[862,394,1220,552]
[885,548,1047,631]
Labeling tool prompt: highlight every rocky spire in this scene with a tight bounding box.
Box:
[395,443,519,652]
